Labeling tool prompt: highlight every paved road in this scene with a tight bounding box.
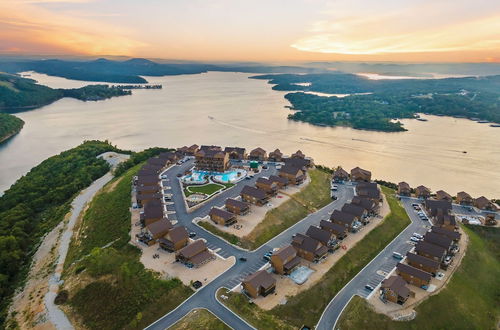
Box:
[145,162,354,330]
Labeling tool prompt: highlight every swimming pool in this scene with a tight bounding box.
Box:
[182,169,247,184]
[289,266,314,285]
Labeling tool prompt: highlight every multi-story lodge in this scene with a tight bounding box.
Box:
[271,245,301,275]
[242,270,276,299]
[241,185,269,205]
[474,196,498,211]
[435,190,452,201]
[249,147,267,161]
[406,252,440,275]
[256,177,279,196]
[414,241,447,264]
[397,182,411,196]
[225,198,250,215]
[320,220,348,239]
[269,175,288,188]
[145,219,172,240]
[268,149,283,162]
[278,165,305,185]
[350,166,371,182]
[305,226,336,248]
[175,239,215,268]
[330,210,357,232]
[381,275,413,305]
[195,145,229,172]
[224,147,247,160]
[209,207,237,226]
[159,226,189,252]
[333,167,349,182]
[291,233,328,262]
[415,185,431,199]
[396,263,432,287]
[456,191,473,205]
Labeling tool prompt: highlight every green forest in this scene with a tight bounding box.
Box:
[0,140,120,326]
[0,113,24,142]
[252,73,500,131]
[0,72,130,111]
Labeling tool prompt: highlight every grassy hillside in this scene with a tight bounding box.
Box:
[0,113,24,142]
[62,164,192,330]
[220,187,411,328]
[337,225,500,330]
[0,141,117,327]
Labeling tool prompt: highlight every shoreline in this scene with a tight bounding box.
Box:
[0,124,24,145]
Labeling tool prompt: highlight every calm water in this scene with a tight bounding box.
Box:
[1,71,499,198]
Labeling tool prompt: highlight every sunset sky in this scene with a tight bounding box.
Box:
[1,0,500,62]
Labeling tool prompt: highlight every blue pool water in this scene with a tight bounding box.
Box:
[182,169,246,184]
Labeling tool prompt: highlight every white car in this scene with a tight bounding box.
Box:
[413,233,424,239]
[410,236,421,242]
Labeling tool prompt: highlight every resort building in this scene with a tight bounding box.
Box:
[406,252,440,275]
[456,191,473,205]
[224,147,247,160]
[351,196,379,215]
[434,214,457,231]
[474,196,498,211]
[415,241,447,264]
[209,207,237,226]
[415,185,431,199]
[320,220,348,240]
[396,263,432,288]
[397,182,411,196]
[145,219,172,240]
[330,210,357,232]
[140,199,164,226]
[137,175,159,187]
[138,167,161,177]
[175,239,215,268]
[240,185,269,205]
[147,157,169,168]
[306,226,336,248]
[435,190,452,201]
[255,177,279,196]
[158,151,179,164]
[284,157,312,169]
[268,149,283,162]
[356,182,381,202]
[159,226,189,252]
[291,150,305,159]
[424,199,452,217]
[242,270,276,299]
[341,203,367,222]
[278,165,305,185]
[136,192,162,208]
[431,226,461,242]
[381,275,413,305]
[271,245,301,275]
[424,232,453,252]
[195,145,229,172]
[136,184,160,195]
[248,147,267,161]
[485,214,497,226]
[177,144,199,156]
[350,166,372,182]
[269,175,289,188]
[225,198,250,215]
[333,167,349,182]
[292,233,328,262]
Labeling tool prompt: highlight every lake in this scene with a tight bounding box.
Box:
[1,71,499,198]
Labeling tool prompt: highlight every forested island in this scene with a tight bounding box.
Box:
[0,72,131,111]
[0,113,24,143]
[252,73,500,132]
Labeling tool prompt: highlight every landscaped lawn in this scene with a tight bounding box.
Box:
[337,225,500,330]
[62,165,192,330]
[184,182,234,197]
[170,309,230,330]
[219,187,411,328]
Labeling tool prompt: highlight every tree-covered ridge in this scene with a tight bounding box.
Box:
[0,113,24,142]
[252,73,500,131]
[0,140,120,326]
[0,72,130,111]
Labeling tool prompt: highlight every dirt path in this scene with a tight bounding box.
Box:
[8,152,129,330]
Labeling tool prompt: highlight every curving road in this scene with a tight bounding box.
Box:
[145,160,354,330]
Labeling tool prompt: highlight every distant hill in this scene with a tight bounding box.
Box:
[0,58,324,83]
[0,113,24,143]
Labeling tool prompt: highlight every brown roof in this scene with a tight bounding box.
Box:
[190,250,213,266]
[424,199,452,215]
[139,168,160,176]
[209,207,235,221]
[382,275,411,298]
[196,148,226,158]
[256,177,276,187]
[224,146,246,156]
[398,181,411,190]
[342,203,366,217]
[415,241,446,259]
[456,191,472,200]
[436,190,452,200]
[177,239,207,259]
[269,149,283,158]
[137,175,159,185]
[166,226,189,243]
[158,151,178,161]
[250,147,266,156]
[292,150,305,158]
[424,232,453,249]
[351,196,377,211]
[292,234,328,256]
[143,199,164,219]
[406,252,440,270]
[320,220,347,234]
[241,185,267,200]
[431,226,461,241]
[396,263,432,282]
[146,219,172,237]
[330,210,356,226]
[225,198,249,210]
[283,157,310,169]
[243,270,276,290]
[474,196,497,210]
[279,165,302,176]
[351,166,371,177]
[435,214,457,227]
[273,245,297,263]
[269,175,289,185]
[333,167,349,178]
[147,157,168,167]
[306,226,334,245]
[136,192,162,201]
[416,185,431,195]
[136,185,160,193]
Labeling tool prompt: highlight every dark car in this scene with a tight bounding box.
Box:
[239,257,247,262]
[189,232,196,238]
[192,280,202,289]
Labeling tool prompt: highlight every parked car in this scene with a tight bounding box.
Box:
[413,233,424,239]
[189,232,196,238]
[239,257,247,262]
[192,280,202,289]
[365,284,374,291]
[263,251,273,261]
[412,203,419,207]
[161,175,168,179]
[176,173,182,177]
[245,176,252,180]
[392,252,404,260]
[410,236,421,242]
[332,184,338,191]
